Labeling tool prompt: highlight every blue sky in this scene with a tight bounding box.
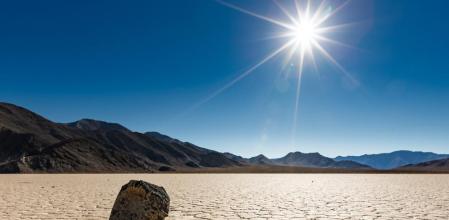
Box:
[1,0,449,157]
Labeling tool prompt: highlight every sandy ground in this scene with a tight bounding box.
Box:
[0,174,448,219]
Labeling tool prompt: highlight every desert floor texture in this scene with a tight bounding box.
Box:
[0,174,448,219]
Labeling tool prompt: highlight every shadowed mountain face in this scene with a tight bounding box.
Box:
[223,152,248,164]
[335,151,449,169]
[0,102,240,173]
[399,158,449,172]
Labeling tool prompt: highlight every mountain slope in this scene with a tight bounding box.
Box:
[398,158,449,171]
[0,102,241,173]
[248,154,273,165]
[0,103,85,163]
[273,152,371,169]
[65,119,130,132]
[223,152,249,164]
[398,158,449,172]
[335,150,449,169]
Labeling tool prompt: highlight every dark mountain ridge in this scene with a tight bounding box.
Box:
[0,102,240,173]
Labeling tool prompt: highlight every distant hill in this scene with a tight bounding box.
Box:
[224,151,370,169]
[0,102,240,173]
[398,158,449,172]
[273,152,371,169]
[335,150,449,169]
[248,154,273,165]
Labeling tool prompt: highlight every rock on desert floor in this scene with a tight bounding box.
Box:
[0,174,448,219]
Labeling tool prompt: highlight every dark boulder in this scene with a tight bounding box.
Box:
[109,180,170,220]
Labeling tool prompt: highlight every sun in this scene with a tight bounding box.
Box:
[293,19,317,46]
[214,0,354,73]
[193,0,357,145]
[289,16,318,53]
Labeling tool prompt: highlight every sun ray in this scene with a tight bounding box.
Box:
[273,0,299,26]
[311,0,328,23]
[294,0,303,23]
[305,0,311,21]
[311,39,359,86]
[190,0,358,146]
[189,39,297,111]
[315,21,364,33]
[314,35,359,50]
[281,41,300,76]
[291,46,306,146]
[314,0,351,26]
[308,46,319,73]
[216,0,295,30]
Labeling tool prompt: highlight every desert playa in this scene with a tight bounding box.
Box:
[0,174,448,220]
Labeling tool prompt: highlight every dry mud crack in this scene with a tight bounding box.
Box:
[0,174,448,219]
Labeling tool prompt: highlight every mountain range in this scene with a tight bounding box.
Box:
[224,152,371,169]
[335,151,449,169]
[0,102,241,172]
[0,102,447,173]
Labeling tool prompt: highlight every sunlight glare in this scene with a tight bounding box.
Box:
[290,16,317,52]
[192,0,358,146]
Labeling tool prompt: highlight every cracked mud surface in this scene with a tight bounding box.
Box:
[0,174,448,219]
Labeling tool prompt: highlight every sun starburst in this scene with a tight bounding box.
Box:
[192,0,357,145]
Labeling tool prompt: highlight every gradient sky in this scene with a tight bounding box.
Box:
[1,0,449,158]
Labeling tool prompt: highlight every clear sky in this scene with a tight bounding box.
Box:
[1,0,449,158]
